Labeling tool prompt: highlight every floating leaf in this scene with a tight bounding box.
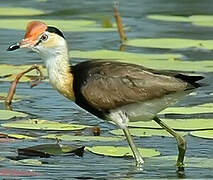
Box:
[0,92,22,102]
[160,103,213,115]
[8,133,35,140]
[70,49,183,61]
[0,110,28,120]
[86,146,160,158]
[43,134,124,142]
[110,128,186,137]
[147,14,213,29]
[129,118,213,130]
[147,15,190,22]
[0,64,47,82]
[190,130,213,139]
[18,144,84,157]
[0,19,116,32]
[1,119,88,131]
[18,159,42,166]
[70,50,213,72]
[0,7,45,16]
[126,38,213,50]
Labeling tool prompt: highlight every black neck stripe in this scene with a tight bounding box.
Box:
[47,26,65,39]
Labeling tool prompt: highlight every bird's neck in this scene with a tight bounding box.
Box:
[43,45,75,101]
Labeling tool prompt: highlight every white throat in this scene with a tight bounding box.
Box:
[37,40,75,100]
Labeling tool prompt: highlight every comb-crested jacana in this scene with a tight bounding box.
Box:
[8,21,204,169]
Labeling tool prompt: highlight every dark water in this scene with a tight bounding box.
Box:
[0,0,213,179]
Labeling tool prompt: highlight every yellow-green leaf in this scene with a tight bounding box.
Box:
[0,110,28,120]
[110,128,186,137]
[18,159,42,166]
[160,103,213,115]
[43,134,124,142]
[8,134,35,140]
[147,15,190,22]
[0,19,116,32]
[129,118,213,130]
[70,49,183,61]
[0,92,22,102]
[0,64,47,82]
[86,146,160,158]
[70,49,213,72]
[190,130,213,139]
[126,38,213,50]
[0,7,45,16]
[1,119,88,131]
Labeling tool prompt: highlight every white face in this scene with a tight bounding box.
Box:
[32,32,68,60]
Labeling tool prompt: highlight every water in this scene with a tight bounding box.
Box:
[0,0,213,179]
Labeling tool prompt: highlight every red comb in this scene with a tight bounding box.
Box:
[24,21,47,41]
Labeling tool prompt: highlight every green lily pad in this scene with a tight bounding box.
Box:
[0,7,45,16]
[190,130,213,139]
[160,103,213,115]
[1,119,88,131]
[110,128,186,137]
[126,38,213,50]
[129,118,213,130]
[149,156,213,168]
[70,49,183,61]
[17,159,42,166]
[0,19,116,32]
[86,146,160,158]
[147,15,190,22]
[147,14,213,29]
[70,49,213,72]
[8,134,35,140]
[0,110,28,120]
[0,64,46,76]
[43,134,124,142]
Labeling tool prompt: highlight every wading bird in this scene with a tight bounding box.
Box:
[8,21,204,170]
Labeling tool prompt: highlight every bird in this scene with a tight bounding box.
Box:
[8,21,204,170]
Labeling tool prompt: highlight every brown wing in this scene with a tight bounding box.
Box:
[73,61,190,111]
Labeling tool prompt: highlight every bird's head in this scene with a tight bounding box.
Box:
[8,21,67,59]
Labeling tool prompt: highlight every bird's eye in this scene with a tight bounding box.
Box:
[40,34,48,41]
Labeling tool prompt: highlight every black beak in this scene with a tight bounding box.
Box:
[7,43,20,51]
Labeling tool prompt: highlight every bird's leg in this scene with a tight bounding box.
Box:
[123,127,144,166]
[110,110,144,166]
[153,117,186,171]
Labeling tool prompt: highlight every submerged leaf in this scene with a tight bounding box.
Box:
[86,146,160,158]
[0,7,45,16]
[18,144,84,157]
[42,134,124,142]
[1,119,88,131]
[110,128,186,137]
[0,110,28,120]
[129,118,213,130]
[190,130,213,139]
